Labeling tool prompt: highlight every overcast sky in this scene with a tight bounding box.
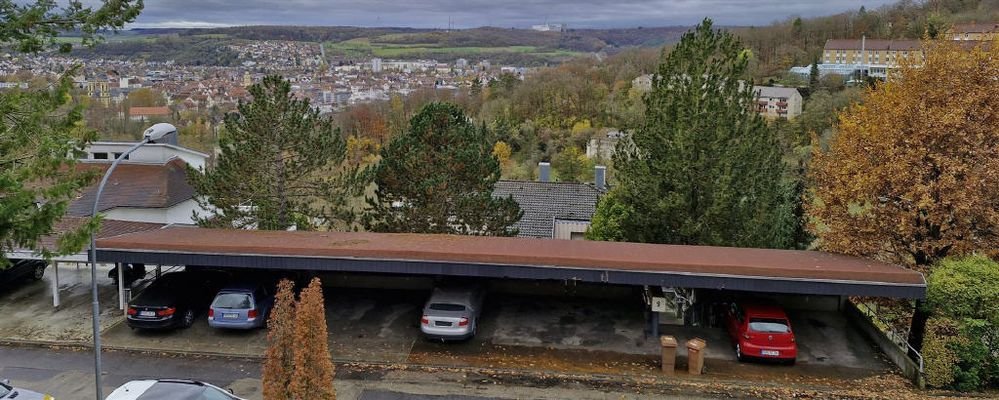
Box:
[120,1,895,29]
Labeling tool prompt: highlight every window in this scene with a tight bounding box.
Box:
[749,318,790,333]
[212,293,252,309]
[92,152,109,160]
[113,152,128,160]
[429,303,466,311]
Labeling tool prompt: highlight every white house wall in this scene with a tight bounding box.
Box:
[103,199,202,225]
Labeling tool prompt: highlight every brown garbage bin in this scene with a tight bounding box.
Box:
[660,335,677,375]
[686,337,707,375]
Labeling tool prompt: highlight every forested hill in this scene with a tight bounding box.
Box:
[737,0,999,77]
[181,25,689,52]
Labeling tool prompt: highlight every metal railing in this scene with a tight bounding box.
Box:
[856,302,924,374]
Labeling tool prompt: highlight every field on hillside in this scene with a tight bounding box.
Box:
[326,37,584,65]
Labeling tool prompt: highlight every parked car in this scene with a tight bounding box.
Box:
[723,302,797,364]
[105,379,244,400]
[126,269,229,330]
[420,286,485,340]
[0,378,53,400]
[0,259,47,286]
[208,282,274,330]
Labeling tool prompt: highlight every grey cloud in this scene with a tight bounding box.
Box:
[128,0,895,28]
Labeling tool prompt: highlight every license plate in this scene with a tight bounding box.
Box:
[139,311,155,317]
[762,350,780,357]
[435,321,452,327]
[223,313,239,320]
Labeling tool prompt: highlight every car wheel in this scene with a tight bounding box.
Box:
[182,309,195,328]
[735,344,744,362]
[32,265,45,281]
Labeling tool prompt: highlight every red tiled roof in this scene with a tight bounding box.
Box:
[128,106,170,116]
[68,159,196,216]
[97,227,925,285]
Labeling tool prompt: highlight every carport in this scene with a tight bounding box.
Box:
[95,226,927,379]
[95,226,926,299]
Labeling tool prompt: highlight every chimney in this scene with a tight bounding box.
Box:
[538,162,551,182]
[594,165,606,191]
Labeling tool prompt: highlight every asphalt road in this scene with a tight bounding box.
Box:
[0,345,260,399]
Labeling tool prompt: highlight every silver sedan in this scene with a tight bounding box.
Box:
[420,286,485,340]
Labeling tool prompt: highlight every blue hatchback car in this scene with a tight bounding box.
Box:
[208,283,273,330]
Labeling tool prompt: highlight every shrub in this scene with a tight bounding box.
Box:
[925,255,999,390]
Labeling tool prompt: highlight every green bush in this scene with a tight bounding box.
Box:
[925,255,999,391]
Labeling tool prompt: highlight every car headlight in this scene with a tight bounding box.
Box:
[44,395,55,400]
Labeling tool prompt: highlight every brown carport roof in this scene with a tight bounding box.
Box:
[96,227,926,298]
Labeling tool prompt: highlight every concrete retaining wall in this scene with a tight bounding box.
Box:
[844,301,925,388]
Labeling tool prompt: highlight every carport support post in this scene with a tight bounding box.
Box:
[117,263,125,310]
[51,262,60,308]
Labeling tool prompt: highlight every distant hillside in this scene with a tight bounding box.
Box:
[72,25,687,67]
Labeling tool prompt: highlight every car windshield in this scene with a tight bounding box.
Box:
[749,318,790,333]
[429,303,465,312]
[213,293,252,309]
[136,381,234,400]
[0,382,10,397]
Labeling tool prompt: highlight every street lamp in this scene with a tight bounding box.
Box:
[88,123,176,400]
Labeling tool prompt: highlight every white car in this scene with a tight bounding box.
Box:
[420,286,485,340]
[0,379,53,400]
[105,379,244,400]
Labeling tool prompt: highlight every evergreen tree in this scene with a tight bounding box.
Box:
[809,57,820,89]
[187,75,366,230]
[1,0,143,266]
[262,279,296,400]
[365,103,522,236]
[290,278,336,400]
[604,19,794,248]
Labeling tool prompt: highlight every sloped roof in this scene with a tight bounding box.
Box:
[128,106,170,116]
[35,217,165,253]
[823,39,921,51]
[68,158,196,216]
[753,86,800,99]
[951,23,999,34]
[493,180,604,238]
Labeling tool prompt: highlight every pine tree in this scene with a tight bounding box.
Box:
[364,103,522,236]
[262,279,296,400]
[602,19,794,248]
[290,278,336,400]
[187,75,366,231]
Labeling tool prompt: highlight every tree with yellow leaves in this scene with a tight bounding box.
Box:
[262,279,297,400]
[806,39,999,358]
[807,39,999,269]
[289,278,336,399]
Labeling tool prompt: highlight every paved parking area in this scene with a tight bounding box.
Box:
[1,273,893,383]
[0,263,122,342]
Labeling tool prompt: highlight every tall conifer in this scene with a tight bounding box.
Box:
[593,19,793,248]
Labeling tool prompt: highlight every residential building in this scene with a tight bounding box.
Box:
[371,57,383,73]
[822,38,923,79]
[948,23,999,41]
[586,129,625,160]
[128,106,171,122]
[753,86,803,120]
[492,164,606,240]
[71,139,211,225]
[632,74,653,91]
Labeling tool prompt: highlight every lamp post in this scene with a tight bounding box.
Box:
[89,123,176,400]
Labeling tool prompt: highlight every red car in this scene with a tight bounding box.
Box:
[724,302,797,364]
